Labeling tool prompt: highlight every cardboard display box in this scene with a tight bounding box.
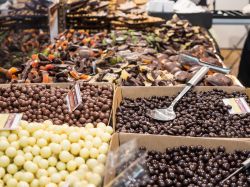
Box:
[112,86,250,139]
[104,133,250,186]
[0,81,115,126]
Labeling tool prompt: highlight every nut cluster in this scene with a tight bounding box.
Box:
[116,89,250,137]
[125,146,250,187]
[0,83,113,126]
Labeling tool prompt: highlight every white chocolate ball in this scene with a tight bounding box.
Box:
[39,176,50,186]
[68,132,80,143]
[0,167,5,178]
[38,159,49,169]
[36,169,48,178]
[24,161,38,173]
[74,157,85,167]
[31,146,40,156]
[5,147,17,158]
[23,172,34,183]
[40,147,52,158]
[49,143,61,154]
[6,178,18,187]
[93,137,102,148]
[48,157,57,167]
[56,162,66,171]
[90,148,99,158]
[30,179,39,187]
[47,167,57,176]
[0,140,9,151]
[0,156,10,167]
[97,154,106,163]
[50,173,61,184]
[8,134,18,142]
[37,138,48,147]
[17,181,29,187]
[66,160,77,171]
[70,143,81,155]
[60,140,71,151]
[7,164,18,174]
[59,151,72,163]
[80,148,90,159]
[86,159,98,170]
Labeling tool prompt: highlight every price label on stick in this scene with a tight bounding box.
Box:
[0,113,23,130]
[66,83,82,112]
[223,97,250,114]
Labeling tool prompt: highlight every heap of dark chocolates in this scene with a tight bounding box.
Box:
[116,89,250,137]
[0,83,112,126]
[120,146,250,187]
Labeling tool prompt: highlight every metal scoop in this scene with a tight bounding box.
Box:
[179,54,231,74]
[221,158,250,184]
[147,54,231,121]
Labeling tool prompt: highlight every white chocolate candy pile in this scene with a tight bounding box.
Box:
[0,120,113,187]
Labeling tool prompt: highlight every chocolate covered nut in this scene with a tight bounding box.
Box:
[119,146,250,187]
[116,89,250,137]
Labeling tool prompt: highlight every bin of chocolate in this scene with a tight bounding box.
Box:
[65,0,112,30]
[4,26,240,87]
[111,0,165,30]
[113,86,250,139]
[0,120,113,187]
[0,82,114,127]
[104,133,250,186]
[0,0,51,31]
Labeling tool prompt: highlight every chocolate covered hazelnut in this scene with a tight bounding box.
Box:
[119,146,250,187]
[0,83,113,127]
[116,89,250,137]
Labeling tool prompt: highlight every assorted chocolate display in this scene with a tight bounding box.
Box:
[111,0,164,29]
[155,15,216,51]
[116,89,250,137]
[6,0,52,16]
[65,0,164,30]
[0,0,51,31]
[120,146,250,187]
[0,83,113,126]
[66,0,111,29]
[0,1,249,186]
[0,16,234,86]
[0,29,49,83]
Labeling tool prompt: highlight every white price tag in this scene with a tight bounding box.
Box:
[0,113,23,130]
[223,97,250,114]
[49,3,59,43]
[66,83,82,112]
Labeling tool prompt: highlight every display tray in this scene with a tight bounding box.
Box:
[104,133,250,186]
[112,86,249,138]
[0,15,48,31]
[213,10,250,19]
[0,81,115,126]
[148,12,212,29]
